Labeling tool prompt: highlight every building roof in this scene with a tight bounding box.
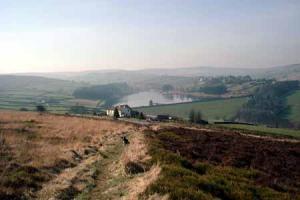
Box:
[107,104,131,110]
[116,104,131,109]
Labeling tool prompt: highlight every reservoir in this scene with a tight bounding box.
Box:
[115,91,193,107]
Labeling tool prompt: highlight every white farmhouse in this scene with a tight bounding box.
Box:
[106,105,132,118]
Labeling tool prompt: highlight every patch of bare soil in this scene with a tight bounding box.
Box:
[153,127,300,194]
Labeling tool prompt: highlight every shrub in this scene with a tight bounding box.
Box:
[194,162,210,175]
[36,105,46,113]
[113,107,120,118]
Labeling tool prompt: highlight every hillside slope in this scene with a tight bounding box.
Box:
[144,126,300,199]
[14,64,300,86]
[0,75,83,93]
[0,111,158,199]
[0,111,299,199]
[261,64,300,80]
[0,75,88,112]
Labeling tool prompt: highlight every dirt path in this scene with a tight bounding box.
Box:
[35,131,124,200]
[35,128,160,200]
[79,130,161,200]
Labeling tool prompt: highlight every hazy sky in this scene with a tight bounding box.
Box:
[0,0,299,73]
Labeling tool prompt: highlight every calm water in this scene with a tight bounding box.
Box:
[115,91,193,107]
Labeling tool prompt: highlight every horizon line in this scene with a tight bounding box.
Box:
[0,63,299,75]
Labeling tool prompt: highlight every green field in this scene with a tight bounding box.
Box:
[0,89,99,114]
[286,90,300,123]
[136,97,248,121]
[220,124,300,139]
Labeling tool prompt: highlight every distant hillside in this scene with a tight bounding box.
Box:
[0,75,84,94]
[16,70,156,85]
[140,66,260,77]
[141,64,300,80]
[15,64,300,85]
[18,71,197,91]
[258,64,300,80]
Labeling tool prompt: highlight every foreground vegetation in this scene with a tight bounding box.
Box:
[0,111,135,199]
[1,111,299,199]
[136,97,247,121]
[143,128,300,199]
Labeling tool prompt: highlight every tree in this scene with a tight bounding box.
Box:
[149,100,153,106]
[197,84,227,95]
[162,84,174,92]
[189,109,195,122]
[138,112,146,120]
[234,80,299,127]
[189,109,204,124]
[36,105,46,113]
[113,107,120,118]
[195,111,203,123]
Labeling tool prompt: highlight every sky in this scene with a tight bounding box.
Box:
[0,0,299,74]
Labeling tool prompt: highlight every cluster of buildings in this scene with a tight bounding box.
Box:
[106,104,172,121]
[106,104,133,118]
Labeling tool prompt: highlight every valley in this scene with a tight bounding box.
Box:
[1,1,300,199]
[1,65,300,127]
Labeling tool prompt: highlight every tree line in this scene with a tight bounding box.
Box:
[235,80,299,128]
[73,83,133,106]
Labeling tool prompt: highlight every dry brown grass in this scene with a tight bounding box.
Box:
[0,111,133,168]
[121,131,151,164]
[0,111,134,198]
[126,164,162,200]
[119,131,162,200]
[147,193,169,200]
[0,111,162,199]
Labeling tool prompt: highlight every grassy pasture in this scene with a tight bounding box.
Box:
[136,97,247,121]
[0,89,98,113]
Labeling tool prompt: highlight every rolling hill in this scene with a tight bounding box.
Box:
[0,75,87,112]
[0,75,84,93]
[140,64,300,80]
[14,64,300,86]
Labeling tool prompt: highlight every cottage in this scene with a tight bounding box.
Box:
[106,104,132,118]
